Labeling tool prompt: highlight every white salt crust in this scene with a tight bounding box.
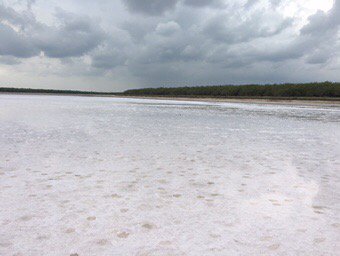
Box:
[0,95,339,256]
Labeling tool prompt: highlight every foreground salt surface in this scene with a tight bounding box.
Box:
[0,95,340,256]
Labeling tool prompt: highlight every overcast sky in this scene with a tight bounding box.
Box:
[0,0,339,91]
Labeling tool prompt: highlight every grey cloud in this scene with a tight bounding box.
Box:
[244,0,257,9]
[269,0,282,7]
[105,0,340,86]
[115,2,298,83]
[244,1,340,65]
[122,0,224,16]
[183,0,224,8]
[121,20,156,42]
[0,55,21,65]
[155,21,180,36]
[245,0,282,9]
[128,27,203,65]
[301,0,340,36]
[123,0,178,16]
[203,13,292,44]
[306,49,333,64]
[1,0,339,91]
[128,61,187,86]
[180,45,203,61]
[35,9,106,58]
[14,0,36,10]
[26,0,36,10]
[90,30,131,70]
[0,5,105,59]
[121,0,338,85]
[91,50,126,69]
[253,43,305,63]
[298,0,340,64]
[0,23,38,57]
[0,4,36,30]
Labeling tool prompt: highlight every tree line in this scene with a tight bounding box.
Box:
[123,82,340,98]
[0,87,117,95]
[1,82,339,98]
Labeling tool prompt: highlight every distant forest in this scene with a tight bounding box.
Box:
[1,82,340,99]
[0,87,117,95]
[123,82,340,98]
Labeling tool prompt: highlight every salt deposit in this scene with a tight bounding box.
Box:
[0,95,339,255]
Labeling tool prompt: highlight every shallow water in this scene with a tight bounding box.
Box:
[0,95,339,256]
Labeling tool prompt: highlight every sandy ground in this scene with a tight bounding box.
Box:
[1,92,340,107]
[114,95,340,107]
[0,95,339,256]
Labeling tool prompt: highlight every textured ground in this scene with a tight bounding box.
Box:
[0,95,339,256]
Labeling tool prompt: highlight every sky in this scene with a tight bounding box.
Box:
[0,0,339,92]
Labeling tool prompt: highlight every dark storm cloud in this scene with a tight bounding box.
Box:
[0,5,105,58]
[119,2,293,67]
[123,0,225,16]
[0,0,339,90]
[0,5,39,57]
[115,0,339,86]
[123,0,178,16]
[183,0,224,8]
[36,9,106,58]
[0,22,38,57]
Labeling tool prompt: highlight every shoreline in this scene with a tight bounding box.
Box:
[1,92,340,106]
[118,95,340,107]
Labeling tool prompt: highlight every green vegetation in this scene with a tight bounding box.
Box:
[1,82,340,99]
[123,82,340,99]
[0,87,118,95]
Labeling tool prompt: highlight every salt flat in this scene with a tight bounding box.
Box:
[0,95,339,256]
